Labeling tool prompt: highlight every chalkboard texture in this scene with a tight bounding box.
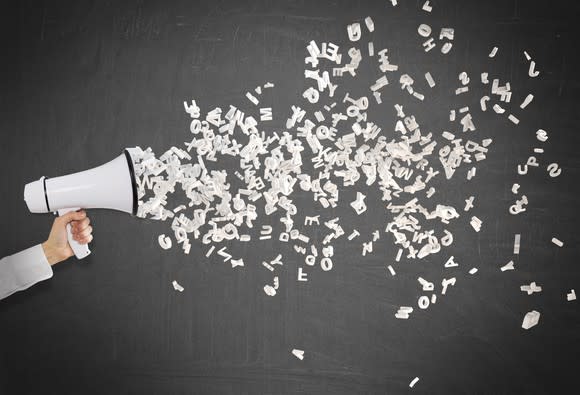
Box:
[1,0,579,394]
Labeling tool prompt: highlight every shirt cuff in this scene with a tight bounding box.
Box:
[11,244,53,289]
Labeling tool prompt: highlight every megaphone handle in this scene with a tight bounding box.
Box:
[56,207,91,260]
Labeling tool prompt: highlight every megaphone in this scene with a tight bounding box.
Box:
[23,149,138,259]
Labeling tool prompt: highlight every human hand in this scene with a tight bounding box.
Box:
[41,210,93,265]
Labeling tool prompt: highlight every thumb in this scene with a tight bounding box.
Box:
[59,209,87,224]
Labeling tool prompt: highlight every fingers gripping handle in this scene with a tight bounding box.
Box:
[67,222,91,259]
[57,208,91,260]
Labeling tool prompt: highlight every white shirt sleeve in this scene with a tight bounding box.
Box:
[0,244,53,301]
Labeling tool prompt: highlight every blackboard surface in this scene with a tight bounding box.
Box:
[1,0,579,394]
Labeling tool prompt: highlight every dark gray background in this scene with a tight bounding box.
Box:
[1,0,579,394]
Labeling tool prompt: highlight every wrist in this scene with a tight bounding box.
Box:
[42,241,65,265]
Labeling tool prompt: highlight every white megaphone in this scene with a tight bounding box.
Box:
[23,149,138,259]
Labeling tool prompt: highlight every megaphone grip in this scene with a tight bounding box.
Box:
[57,208,91,260]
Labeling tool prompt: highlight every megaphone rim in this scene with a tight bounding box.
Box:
[123,149,138,216]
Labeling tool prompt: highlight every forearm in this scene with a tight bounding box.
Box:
[42,241,67,265]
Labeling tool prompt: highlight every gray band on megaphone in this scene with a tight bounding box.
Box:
[42,176,51,212]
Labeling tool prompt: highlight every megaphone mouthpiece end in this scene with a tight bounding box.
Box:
[24,177,49,213]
